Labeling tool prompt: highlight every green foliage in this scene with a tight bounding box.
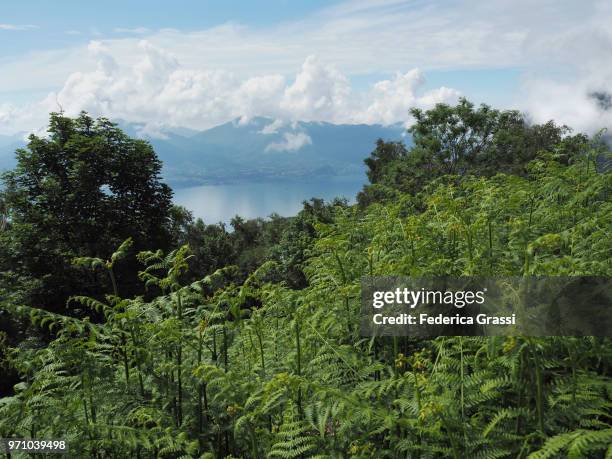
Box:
[0,112,174,309]
[171,198,348,290]
[358,97,590,204]
[0,102,610,458]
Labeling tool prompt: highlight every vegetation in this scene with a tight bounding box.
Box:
[0,99,610,458]
[0,112,175,310]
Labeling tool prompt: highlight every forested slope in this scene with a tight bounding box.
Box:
[0,100,610,458]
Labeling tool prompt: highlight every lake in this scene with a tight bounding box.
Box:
[173,175,366,223]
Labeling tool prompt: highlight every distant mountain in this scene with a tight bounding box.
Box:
[0,118,410,187]
[144,117,408,187]
[0,134,26,172]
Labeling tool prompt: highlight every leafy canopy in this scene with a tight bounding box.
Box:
[0,112,174,309]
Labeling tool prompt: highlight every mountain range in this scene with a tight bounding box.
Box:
[0,117,408,188]
[0,134,24,172]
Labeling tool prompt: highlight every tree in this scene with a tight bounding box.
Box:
[271,197,347,288]
[359,98,588,203]
[408,97,503,176]
[363,139,409,184]
[0,111,174,310]
[1,143,609,457]
[177,215,236,282]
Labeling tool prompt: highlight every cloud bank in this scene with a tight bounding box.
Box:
[514,1,612,134]
[0,41,459,135]
[0,0,611,135]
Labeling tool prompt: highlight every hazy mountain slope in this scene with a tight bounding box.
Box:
[0,134,25,171]
[1,119,410,186]
[158,117,407,187]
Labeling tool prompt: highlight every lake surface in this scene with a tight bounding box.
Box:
[173,175,366,223]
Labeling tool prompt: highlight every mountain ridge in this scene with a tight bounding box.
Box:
[0,117,409,188]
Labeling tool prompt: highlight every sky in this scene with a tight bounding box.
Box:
[1,0,611,136]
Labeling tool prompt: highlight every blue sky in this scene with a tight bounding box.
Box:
[1,0,610,135]
[0,1,339,56]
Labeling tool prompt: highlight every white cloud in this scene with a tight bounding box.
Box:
[1,0,611,134]
[280,56,352,122]
[0,24,37,31]
[265,132,312,152]
[231,74,286,122]
[357,69,460,126]
[260,119,284,135]
[0,101,44,136]
[519,78,612,134]
[134,122,170,139]
[0,41,460,135]
[513,0,612,133]
[0,0,598,93]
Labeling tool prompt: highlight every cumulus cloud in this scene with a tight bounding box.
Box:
[260,119,285,135]
[2,0,612,135]
[265,132,312,152]
[0,101,48,136]
[0,42,459,135]
[357,69,460,126]
[280,56,352,122]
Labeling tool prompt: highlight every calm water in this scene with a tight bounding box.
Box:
[173,175,365,223]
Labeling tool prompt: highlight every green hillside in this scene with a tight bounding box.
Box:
[0,100,610,458]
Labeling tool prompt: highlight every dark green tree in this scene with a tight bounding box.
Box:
[178,216,236,281]
[359,98,589,205]
[271,198,347,288]
[0,111,174,310]
[363,139,410,184]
